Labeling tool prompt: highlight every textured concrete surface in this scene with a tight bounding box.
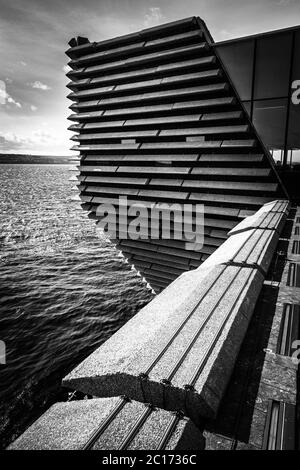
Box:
[62,263,225,396]
[62,265,264,424]
[182,268,264,424]
[8,397,120,450]
[199,207,299,450]
[8,397,204,450]
[230,212,286,236]
[263,199,290,213]
[200,228,279,274]
[62,201,288,425]
[229,200,289,235]
[9,201,293,450]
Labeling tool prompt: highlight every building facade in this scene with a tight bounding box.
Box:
[215,25,300,167]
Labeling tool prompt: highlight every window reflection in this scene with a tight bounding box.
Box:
[253,99,288,149]
[288,31,300,154]
[271,150,285,166]
[291,31,300,81]
[217,40,254,101]
[254,33,292,100]
[288,150,300,166]
[287,104,300,149]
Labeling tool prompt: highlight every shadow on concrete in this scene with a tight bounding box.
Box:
[203,285,279,448]
[202,213,295,448]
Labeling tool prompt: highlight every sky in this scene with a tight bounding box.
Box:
[0,0,300,155]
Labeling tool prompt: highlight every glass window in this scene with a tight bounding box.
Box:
[254,33,293,100]
[253,99,288,149]
[291,150,300,165]
[216,40,254,101]
[291,30,300,81]
[288,31,300,150]
[287,103,300,149]
[271,150,284,166]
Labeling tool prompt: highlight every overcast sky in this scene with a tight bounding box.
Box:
[0,0,299,155]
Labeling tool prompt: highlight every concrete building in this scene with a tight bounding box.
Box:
[8,17,300,451]
[66,16,292,292]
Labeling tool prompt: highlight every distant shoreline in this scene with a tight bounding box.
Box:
[0,154,72,164]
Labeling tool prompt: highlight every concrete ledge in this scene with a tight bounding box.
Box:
[8,397,204,450]
[199,228,279,275]
[228,200,289,236]
[61,200,288,425]
[261,200,290,212]
[62,266,264,423]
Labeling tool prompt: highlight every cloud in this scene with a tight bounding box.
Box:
[32,129,55,143]
[0,132,28,146]
[30,105,38,111]
[0,135,22,151]
[30,80,51,91]
[0,129,57,152]
[0,132,27,150]
[20,61,27,66]
[7,96,22,108]
[277,0,293,5]
[143,7,164,28]
[0,83,22,108]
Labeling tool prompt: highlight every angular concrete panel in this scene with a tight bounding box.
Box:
[199,228,279,275]
[8,397,204,450]
[229,200,290,236]
[62,264,264,424]
[62,263,226,398]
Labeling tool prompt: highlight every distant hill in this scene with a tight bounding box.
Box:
[0,153,71,164]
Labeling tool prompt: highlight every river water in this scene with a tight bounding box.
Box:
[0,164,154,448]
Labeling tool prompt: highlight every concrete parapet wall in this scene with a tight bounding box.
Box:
[63,200,290,424]
[8,397,204,450]
[228,200,288,236]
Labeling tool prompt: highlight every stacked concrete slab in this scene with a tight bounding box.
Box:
[66,16,288,292]
[8,200,290,449]
[8,397,204,450]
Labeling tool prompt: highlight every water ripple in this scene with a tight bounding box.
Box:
[0,164,154,448]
